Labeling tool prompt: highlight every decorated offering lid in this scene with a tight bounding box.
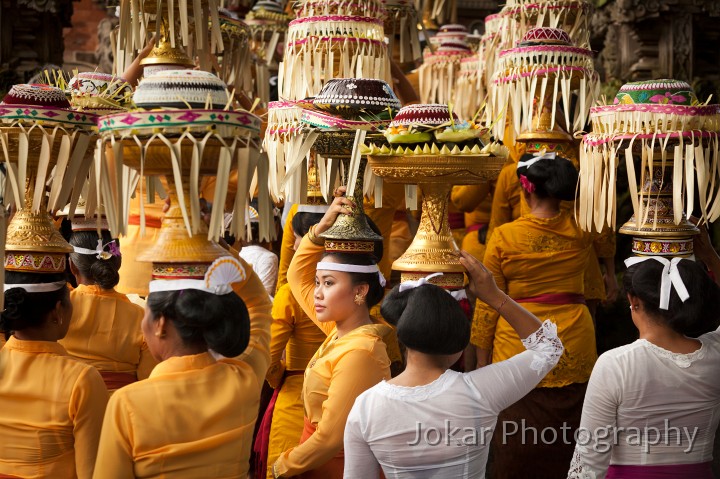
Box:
[2,84,71,109]
[389,104,457,128]
[133,70,230,110]
[613,79,697,106]
[519,27,572,46]
[312,79,401,118]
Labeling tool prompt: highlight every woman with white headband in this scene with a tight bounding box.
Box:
[272,187,392,479]
[59,227,156,392]
[0,269,108,478]
[93,256,273,478]
[343,253,564,478]
[568,256,720,479]
[472,153,599,478]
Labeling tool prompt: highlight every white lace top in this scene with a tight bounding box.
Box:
[343,320,563,479]
[238,245,278,298]
[568,327,720,479]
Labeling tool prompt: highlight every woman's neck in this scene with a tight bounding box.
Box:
[388,350,450,387]
[335,310,373,338]
[12,328,58,342]
[637,316,701,353]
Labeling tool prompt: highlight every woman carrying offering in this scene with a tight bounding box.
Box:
[272,187,392,478]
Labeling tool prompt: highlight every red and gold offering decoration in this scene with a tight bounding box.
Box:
[366,103,506,289]
[578,79,720,257]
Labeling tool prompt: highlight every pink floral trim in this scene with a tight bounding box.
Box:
[499,45,593,58]
[589,104,720,116]
[0,104,97,128]
[519,174,535,193]
[582,131,720,147]
[300,109,389,131]
[494,66,597,83]
[268,101,299,109]
[506,3,589,15]
[288,37,385,47]
[289,15,384,27]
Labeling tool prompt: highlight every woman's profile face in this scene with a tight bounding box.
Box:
[314,258,358,323]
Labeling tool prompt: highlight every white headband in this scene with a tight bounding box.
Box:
[624,256,690,310]
[398,272,467,301]
[316,261,387,287]
[149,257,247,296]
[73,239,119,260]
[4,281,67,293]
[517,151,556,170]
[297,205,330,214]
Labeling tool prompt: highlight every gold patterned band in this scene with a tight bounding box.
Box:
[400,271,465,290]
[631,237,694,257]
[5,252,67,273]
[152,263,210,280]
[323,239,376,254]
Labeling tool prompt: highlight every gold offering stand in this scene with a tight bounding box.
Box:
[618,150,698,257]
[315,131,382,247]
[119,140,232,267]
[368,150,504,288]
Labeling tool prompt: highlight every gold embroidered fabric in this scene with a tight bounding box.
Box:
[471,211,597,388]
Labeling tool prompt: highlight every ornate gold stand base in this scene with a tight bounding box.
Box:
[368,153,502,289]
[619,160,699,257]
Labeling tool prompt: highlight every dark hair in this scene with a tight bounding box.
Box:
[292,212,324,237]
[320,252,385,308]
[69,230,121,289]
[1,271,70,338]
[381,283,469,355]
[516,154,578,201]
[146,289,250,357]
[623,258,720,337]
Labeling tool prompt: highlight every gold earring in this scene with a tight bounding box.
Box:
[155,330,166,338]
[354,293,365,305]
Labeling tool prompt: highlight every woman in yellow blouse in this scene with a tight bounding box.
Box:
[0,272,108,478]
[272,187,392,478]
[255,211,326,479]
[472,154,597,478]
[94,256,272,478]
[60,228,156,391]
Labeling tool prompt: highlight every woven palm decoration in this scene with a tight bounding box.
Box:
[578,80,720,246]
[490,27,599,141]
[277,0,391,101]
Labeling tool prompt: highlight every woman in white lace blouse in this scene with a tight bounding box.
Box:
[568,256,720,479]
[343,251,564,478]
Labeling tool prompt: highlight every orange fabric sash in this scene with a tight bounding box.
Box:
[296,417,344,479]
[100,371,137,390]
[515,293,586,305]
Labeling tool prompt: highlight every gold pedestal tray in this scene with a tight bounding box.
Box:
[368,153,504,287]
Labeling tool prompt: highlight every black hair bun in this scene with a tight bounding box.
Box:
[517,154,578,202]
